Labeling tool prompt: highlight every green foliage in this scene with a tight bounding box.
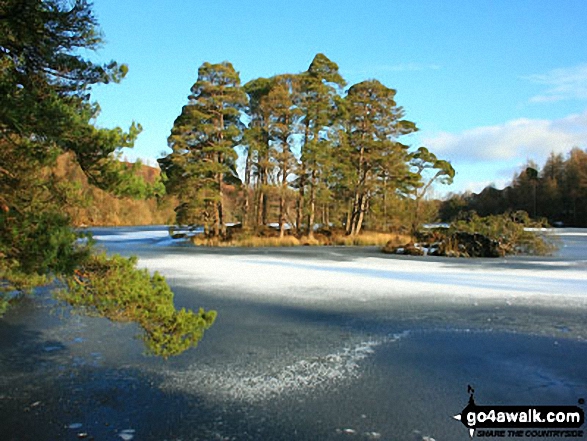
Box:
[58,253,216,358]
[298,54,346,238]
[343,79,418,235]
[160,61,247,236]
[0,0,214,358]
[167,54,451,238]
[450,211,556,255]
[0,209,91,275]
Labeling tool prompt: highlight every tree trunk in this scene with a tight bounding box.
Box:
[279,196,286,238]
[262,192,268,226]
[296,172,305,235]
[255,167,268,229]
[345,199,353,235]
[307,170,316,239]
[218,199,225,236]
[212,201,220,237]
[296,117,311,236]
[217,152,226,237]
[354,194,368,235]
[349,144,366,236]
[279,166,287,239]
[382,176,388,231]
[242,146,252,229]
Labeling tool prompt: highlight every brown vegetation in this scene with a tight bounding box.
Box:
[52,154,175,226]
[189,228,411,248]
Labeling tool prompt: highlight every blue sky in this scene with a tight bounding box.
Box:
[89,0,587,195]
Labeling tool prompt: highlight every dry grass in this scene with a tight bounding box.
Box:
[189,231,412,248]
[331,232,411,247]
[299,236,322,246]
[231,235,301,247]
[190,236,225,247]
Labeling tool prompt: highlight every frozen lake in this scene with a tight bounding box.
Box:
[1,227,586,440]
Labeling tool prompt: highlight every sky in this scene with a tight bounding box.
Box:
[89,0,587,195]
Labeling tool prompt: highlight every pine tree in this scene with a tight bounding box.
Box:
[241,78,271,229]
[0,0,141,276]
[0,0,215,355]
[298,54,346,237]
[160,62,247,237]
[243,77,275,229]
[263,74,301,237]
[343,80,417,235]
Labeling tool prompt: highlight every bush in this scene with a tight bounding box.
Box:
[382,211,556,257]
[450,211,556,256]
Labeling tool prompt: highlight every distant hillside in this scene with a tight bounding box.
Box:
[439,147,587,227]
[53,154,175,226]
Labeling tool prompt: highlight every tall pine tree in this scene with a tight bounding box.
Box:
[160,62,247,237]
[343,80,417,235]
[298,54,346,237]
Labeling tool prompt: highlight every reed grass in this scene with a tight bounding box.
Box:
[231,235,301,247]
[331,232,411,247]
[189,230,412,248]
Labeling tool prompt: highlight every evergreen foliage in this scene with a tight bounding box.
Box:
[58,253,216,358]
[297,54,346,238]
[0,0,215,356]
[160,62,247,237]
[408,146,455,232]
[343,80,418,235]
[162,54,453,238]
[449,211,555,256]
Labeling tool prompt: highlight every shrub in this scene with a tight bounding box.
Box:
[450,211,556,256]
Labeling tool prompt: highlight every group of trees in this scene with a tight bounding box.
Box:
[440,148,587,227]
[160,55,454,238]
[0,0,214,355]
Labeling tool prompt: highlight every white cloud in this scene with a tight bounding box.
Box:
[423,111,587,162]
[524,64,587,103]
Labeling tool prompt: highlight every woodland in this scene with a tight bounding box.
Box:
[440,148,587,227]
[159,56,454,241]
